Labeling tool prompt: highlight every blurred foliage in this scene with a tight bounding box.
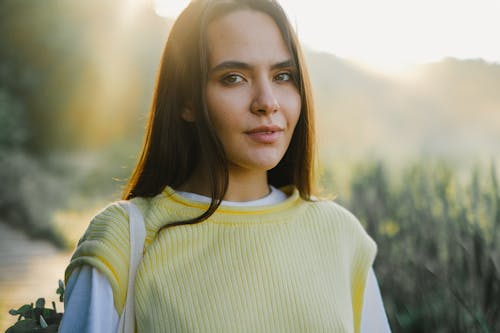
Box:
[0,0,168,152]
[0,150,68,248]
[322,161,500,332]
[0,0,167,245]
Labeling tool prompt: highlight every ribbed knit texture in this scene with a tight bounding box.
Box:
[66,186,376,333]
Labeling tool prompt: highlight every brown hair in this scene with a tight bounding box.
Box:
[123,0,316,226]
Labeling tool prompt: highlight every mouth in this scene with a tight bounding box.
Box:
[245,125,284,144]
[245,125,284,134]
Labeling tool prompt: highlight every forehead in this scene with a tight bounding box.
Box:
[206,9,291,66]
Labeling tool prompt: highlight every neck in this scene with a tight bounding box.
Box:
[178,164,269,202]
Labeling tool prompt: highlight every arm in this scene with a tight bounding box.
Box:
[360,268,391,333]
[59,266,119,333]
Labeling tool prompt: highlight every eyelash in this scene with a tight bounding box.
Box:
[220,71,293,85]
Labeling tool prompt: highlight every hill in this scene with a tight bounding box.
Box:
[305,51,500,164]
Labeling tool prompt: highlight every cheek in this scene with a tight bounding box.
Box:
[206,90,227,129]
[206,104,237,140]
[206,87,249,133]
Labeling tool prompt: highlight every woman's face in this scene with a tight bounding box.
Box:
[201,9,301,177]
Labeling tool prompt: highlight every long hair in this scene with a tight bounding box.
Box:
[123,0,316,227]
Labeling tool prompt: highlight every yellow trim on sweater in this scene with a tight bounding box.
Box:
[66,186,376,332]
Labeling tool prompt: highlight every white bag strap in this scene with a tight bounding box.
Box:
[117,201,146,333]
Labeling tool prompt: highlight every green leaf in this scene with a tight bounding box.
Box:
[35,298,45,309]
[8,304,32,317]
[56,279,65,302]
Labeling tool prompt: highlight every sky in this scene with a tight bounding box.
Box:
[153,0,500,74]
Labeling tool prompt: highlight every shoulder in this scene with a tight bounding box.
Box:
[307,198,352,215]
[67,201,130,260]
[79,202,129,241]
[69,195,158,260]
[77,196,155,242]
[305,199,377,253]
[306,199,363,229]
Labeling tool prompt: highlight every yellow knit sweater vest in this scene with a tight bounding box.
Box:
[66,186,376,333]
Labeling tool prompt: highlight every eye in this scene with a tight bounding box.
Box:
[274,72,292,82]
[221,74,244,85]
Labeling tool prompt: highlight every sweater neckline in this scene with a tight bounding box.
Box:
[160,185,307,225]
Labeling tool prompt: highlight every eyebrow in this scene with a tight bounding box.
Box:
[210,59,293,73]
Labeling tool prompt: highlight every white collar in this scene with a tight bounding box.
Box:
[176,186,287,207]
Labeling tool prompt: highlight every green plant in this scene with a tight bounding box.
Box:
[346,160,500,332]
[6,280,64,333]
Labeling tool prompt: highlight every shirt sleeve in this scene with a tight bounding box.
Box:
[360,268,391,333]
[59,265,119,333]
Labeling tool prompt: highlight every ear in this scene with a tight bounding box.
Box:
[181,106,196,122]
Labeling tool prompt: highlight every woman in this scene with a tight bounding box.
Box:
[60,0,391,332]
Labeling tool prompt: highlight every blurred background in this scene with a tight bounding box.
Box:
[0,0,499,331]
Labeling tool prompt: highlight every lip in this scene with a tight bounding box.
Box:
[245,125,284,144]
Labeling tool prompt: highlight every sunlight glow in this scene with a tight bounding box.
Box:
[153,0,500,75]
[154,0,190,18]
[120,0,149,22]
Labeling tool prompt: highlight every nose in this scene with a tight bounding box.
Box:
[250,79,280,115]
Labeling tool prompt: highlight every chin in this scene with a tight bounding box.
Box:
[228,148,287,173]
[251,159,283,172]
